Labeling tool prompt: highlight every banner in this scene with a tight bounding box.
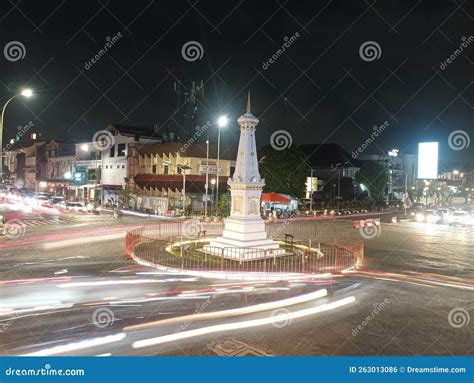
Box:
[1,356,471,383]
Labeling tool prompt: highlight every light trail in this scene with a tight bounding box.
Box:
[57,279,166,288]
[124,289,328,332]
[132,296,356,349]
[23,333,127,356]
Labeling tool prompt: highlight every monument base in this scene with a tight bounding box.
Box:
[205,217,285,261]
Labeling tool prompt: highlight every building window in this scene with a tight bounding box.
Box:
[122,165,125,169]
[152,165,157,174]
[118,143,126,157]
[163,165,169,175]
[110,145,115,157]
[117,165,120,169]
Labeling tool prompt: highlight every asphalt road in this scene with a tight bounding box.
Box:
[0,211,472,356]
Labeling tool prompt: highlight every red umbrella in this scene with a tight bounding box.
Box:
[261,192,291,204]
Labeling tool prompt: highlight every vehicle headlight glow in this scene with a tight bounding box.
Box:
[415,213,425,222]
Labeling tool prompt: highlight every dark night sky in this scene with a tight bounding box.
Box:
[0,0,473,173]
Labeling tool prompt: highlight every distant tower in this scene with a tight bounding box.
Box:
[206,93,284,259]
[181,80,204,140]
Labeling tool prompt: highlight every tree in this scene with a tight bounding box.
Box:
[217,193,231,217]
[258,145,309,198]
[355,161,389,203]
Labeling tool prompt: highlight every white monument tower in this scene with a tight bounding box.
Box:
[207,93,284,260]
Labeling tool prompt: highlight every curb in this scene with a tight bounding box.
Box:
[130,252,336,282]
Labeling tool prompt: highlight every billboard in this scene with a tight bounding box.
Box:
[417,142,438,179]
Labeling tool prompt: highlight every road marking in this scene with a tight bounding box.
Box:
[207,338,272,356]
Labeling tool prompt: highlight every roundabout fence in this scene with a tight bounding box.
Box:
[125,221,364,275]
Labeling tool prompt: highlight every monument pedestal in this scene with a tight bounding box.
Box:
[205,216,285,261]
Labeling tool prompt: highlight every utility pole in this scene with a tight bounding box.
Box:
[204,137,209,217]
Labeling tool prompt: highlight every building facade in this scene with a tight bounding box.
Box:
[132,142,236,213]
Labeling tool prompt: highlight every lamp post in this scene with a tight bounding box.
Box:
[163,160,191,216]
[179,164,192,215]
[388,148,399,201]
[210,178,216,216]
[215,115,228,216]
[395,169,409,215]
[204,139,209,217]
[0,88,33,177]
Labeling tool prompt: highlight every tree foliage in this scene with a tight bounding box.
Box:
[355,161,389,202]
[258,145,309,198]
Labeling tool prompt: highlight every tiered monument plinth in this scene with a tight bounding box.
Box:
[204,94,285,261]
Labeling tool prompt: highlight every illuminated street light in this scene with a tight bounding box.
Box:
[388,148,399,157]
[217,115,228,128]
[21,88,33,98]
[215,115,228,216]
[0,88,34,176]
[81,144,89,152]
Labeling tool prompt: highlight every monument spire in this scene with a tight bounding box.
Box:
[246,91,251,114]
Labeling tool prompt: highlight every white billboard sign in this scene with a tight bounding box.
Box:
[417,142,438,179]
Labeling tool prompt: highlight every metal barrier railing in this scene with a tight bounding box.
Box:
[125,221,364,274]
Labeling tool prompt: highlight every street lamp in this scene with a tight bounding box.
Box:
[178,164,192,215]
[210,178,216,216]
[21,89,33,98]
[204,139,210,217]
[215,115,228,216]
[163,160,192,216]
[0,88,33,177]
[388,148,399,201]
